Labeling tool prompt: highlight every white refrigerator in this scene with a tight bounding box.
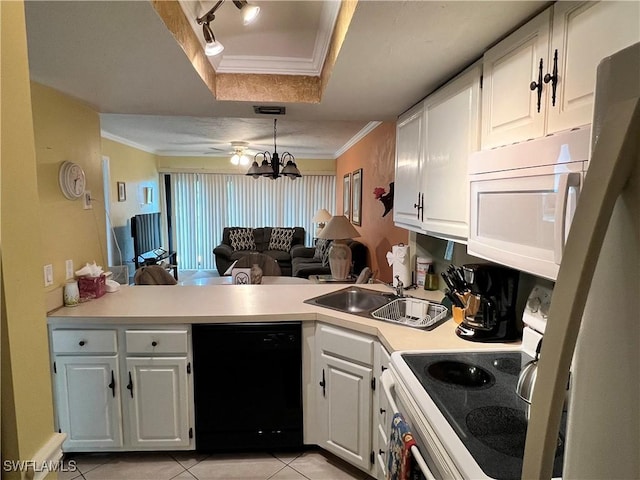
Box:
[523,43,640,478]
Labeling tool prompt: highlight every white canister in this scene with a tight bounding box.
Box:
[63,280,80,307]
[416,257,432,287]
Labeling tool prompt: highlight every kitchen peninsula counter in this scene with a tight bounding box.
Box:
[47,283,518,352]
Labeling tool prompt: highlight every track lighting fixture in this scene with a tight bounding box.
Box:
[246,119,302,180]
[196,0,260,57]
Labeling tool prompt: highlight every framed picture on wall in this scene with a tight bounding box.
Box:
[351,168,362,226]
[117,182,126,202]
[343,173,351,219]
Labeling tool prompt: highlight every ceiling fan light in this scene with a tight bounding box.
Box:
[230,153,240,165]
[239,154,250,166]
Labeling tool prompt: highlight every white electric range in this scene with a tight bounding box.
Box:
[381,286,563,479]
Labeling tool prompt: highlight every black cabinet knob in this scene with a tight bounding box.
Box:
[79,340,86,346]
[151,341,158,347]
[380,408,386,415]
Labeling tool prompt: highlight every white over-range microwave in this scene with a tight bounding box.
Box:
[468,126,591,280]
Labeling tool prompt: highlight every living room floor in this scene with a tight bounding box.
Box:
[60,449,375,480]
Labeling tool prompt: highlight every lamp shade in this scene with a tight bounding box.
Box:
[317,215,360,240]
[312,209,332,223]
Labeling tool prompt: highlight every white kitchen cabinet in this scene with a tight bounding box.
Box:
[50,326,194,452]
[481,8,551,149]
[394,102,425,230]
[373,343,391,480]
[394,65,481,240]
[53,355,123,450]
[125,357,191,448]
[316,323,375,473]
[546,1,640,134]
[482,1,640,149]
[422,64,481,240]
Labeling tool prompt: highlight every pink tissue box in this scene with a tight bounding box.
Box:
[78,275,106,300]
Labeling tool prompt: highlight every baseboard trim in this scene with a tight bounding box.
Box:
[23,432,67,480]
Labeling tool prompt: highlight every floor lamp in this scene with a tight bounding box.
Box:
[317,215,360,280]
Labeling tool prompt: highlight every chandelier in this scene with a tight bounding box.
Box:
[246,119,302,180]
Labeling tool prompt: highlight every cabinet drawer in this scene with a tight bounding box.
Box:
[125,329,188,354]
[317,324,374,365]
[51,329,117,354]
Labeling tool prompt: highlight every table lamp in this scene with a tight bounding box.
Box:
[317,215,360,280]
[312,208,332,237]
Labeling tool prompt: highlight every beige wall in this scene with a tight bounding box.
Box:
[336,122,408,282]
[1,2,56,476]
[31,82,108,297]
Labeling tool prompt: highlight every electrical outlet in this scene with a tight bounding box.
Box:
[83,191,92,209]
[44,264,54,287]
[65,259,74,279]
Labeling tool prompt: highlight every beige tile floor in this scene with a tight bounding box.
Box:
[60,450,375,480]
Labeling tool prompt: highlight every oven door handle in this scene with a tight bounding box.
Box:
[381,371,437,480]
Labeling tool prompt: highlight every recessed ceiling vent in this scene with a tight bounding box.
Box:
[253,106,286,115]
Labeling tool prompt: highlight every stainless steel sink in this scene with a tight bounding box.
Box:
[304,286,397,316]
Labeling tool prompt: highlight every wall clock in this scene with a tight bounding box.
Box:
[58,161,86,200]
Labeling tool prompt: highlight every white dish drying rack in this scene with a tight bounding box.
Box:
[371,297,448,329]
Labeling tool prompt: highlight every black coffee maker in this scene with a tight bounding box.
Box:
[455,264,520,342]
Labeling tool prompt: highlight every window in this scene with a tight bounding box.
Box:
[169,173,335,270]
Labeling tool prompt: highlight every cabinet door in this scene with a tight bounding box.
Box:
[423,65,481,240]
[547,1,640,134]
[319,353,373,472]
[125,357,191,448]
[481,8,551,149]
[394,103,425,230]
[54,355,122,450]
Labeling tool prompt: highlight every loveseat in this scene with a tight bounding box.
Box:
[291,239,368,279]
[213,227,305,276]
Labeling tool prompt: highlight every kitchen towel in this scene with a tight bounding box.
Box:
[387,412,418,480]
[386,244,411,287]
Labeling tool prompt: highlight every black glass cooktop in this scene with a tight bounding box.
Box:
[402,351,564,480]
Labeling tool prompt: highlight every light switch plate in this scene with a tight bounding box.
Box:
[83,191,92,209]
[65,259,74,279]
[44,264,54,287]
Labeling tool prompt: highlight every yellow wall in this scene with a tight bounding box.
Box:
[1,2,56,475]
[102,138,161,274]
[31,82,108,293]
[156,155,336,175]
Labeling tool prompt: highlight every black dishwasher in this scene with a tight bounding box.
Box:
[192,323,303,451]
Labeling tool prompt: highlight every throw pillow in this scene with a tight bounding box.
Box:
[229,228,256,251]
[314,238,330,261]
[268,227,295,252]
[322,242,332,267]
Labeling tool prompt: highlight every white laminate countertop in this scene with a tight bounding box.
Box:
[47,283,519,353]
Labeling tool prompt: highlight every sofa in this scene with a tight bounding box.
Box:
[213,227,306,276]
[291,240,368,279]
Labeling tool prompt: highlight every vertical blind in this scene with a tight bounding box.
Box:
[171,173,336,270]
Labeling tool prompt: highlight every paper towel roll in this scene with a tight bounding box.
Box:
[386,244,411,287]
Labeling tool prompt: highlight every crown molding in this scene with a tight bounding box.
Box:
[334,121,382,158]
[101,131,157,154]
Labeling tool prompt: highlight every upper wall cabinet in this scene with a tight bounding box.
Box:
[394,65,481,241]
[481,9,551,150]
[422,64,481,240]
[481,1,640,150]
[394,103,425,230]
